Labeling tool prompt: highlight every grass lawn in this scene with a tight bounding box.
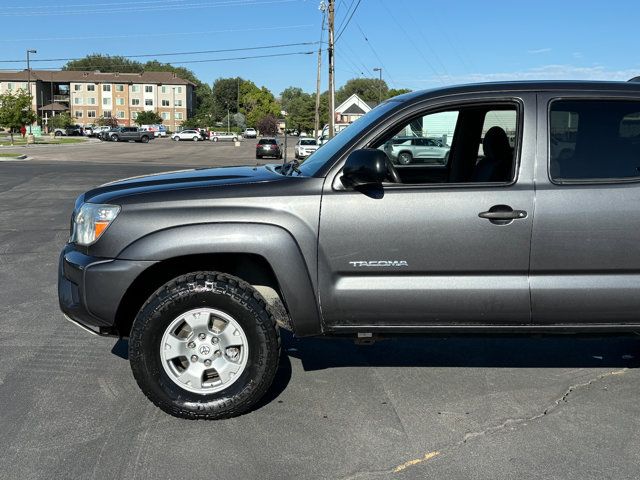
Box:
[0,136,87,146]
[0,153,24,158]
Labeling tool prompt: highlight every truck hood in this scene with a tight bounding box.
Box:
[82,165,288,204]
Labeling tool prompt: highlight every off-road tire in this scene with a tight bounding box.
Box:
[129,271,280,420]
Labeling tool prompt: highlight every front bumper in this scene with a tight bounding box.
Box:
[58,244,156,336]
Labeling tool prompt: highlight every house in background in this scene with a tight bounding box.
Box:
[334,93,376,124]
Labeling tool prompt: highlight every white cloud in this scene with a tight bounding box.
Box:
[403,64,640,88]
[528,48,551,54]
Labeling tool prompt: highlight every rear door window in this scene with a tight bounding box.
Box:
[549,100,640,182]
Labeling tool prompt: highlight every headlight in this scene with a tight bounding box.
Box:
[71,203,120,246]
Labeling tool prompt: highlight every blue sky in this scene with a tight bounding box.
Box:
[1,0,639,95]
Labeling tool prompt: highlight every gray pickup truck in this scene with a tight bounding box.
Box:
[104,126,153,143]
[59,80,640,419]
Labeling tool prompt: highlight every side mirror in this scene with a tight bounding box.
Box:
[341,149,388,188]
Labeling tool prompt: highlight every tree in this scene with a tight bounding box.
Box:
[134,110,163,126]
[388,88,412,98]
[63,54,143,73]
[96,115,118,127]
[257,115,278,136]
[280,87,315,134]
[336,78,389,105]
[211,77,244,120]
[48,111,72,130]
[241,81,280,128]
[0,89,36,144]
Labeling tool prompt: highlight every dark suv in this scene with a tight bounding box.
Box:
[255,137,282,159]
[59,81,640,419]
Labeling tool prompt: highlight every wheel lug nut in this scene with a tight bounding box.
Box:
[204,359,212,367]
[214,350,221,357]
[190,355,198,362]
[211,337,219,344]
[187,341,196,348]
[198,333,206,340]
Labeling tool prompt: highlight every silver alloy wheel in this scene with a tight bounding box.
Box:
[160,307,249,395]
[398,152,412,165]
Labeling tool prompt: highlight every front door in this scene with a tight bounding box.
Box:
[318,96,536,328]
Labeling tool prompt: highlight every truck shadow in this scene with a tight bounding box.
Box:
[281,331,640,371]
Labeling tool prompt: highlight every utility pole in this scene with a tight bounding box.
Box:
[236,77,240,113]
[314,3,326,139]
[327,0,335,139]
[26,49,37,136]
[172,87,176,132]
[373,67,382,105]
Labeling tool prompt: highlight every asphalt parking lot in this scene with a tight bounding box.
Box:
[1,142,640,479]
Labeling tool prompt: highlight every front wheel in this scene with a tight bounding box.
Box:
[397,152,412,165]
[54,131,62,137]
[141,136,149,143]
[212,137,219,142]
[111,135,119,142]
[129,272,280,419]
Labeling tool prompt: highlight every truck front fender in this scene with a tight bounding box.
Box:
[117,222,321,336]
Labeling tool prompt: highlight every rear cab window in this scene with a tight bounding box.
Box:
[549,100,640,182]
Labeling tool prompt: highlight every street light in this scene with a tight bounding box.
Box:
[26,49,37,135]
[373,67,382,105]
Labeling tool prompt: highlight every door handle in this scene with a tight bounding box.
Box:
[479,205,527,224]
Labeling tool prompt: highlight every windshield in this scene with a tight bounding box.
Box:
[300,139,317,145]
[298,100,401,176]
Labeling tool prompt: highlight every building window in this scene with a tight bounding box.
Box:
[145,99,153,106]
[103,110,112,118]
[103,84,111,92]
[161,86,167,94]
[131,85,140,93]
[145,85,153,93]
[75,111,83,118]
[131,98,140,106]
[175,112,183,120]
[102,97,111,106]
[87,84,95,91]
[161,99,170,107]
[74,84,82,91]
[131,111,138,119]
[87,111,96,118]
[177,86,182,94]
[117,110,125,119]
[87,97,96,105]
[116,98,124,106]
[7,82,13,90]
[116,84,124,92]
[74,97,82,105]
[174,99,183,107]
[162,112,170,120]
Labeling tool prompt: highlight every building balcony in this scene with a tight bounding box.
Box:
[53,95,70,103]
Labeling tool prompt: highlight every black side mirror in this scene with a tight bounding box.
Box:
[341,149,388,188]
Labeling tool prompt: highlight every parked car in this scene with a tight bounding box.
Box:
[383,136,450,165]
[243,128,257,139]
[255,137,282,159]
[211,131,239,142]
[140,124,167,138]
[59,80,640,420]
[172,129,202,141]
[93,126,112,139]
[294,138,319,159]
[105,127,153,143]
[54,125,83,137]
[83,125,95,137]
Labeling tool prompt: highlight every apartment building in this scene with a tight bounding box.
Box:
[0,70,196,130]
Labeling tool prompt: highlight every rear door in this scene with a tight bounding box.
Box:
[531,93,640,324]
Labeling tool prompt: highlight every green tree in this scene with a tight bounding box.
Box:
[63,54,143,73]
[134,110,163,126]
[211,77,243,120]
[280,87,315,133]
[388,88,412,98]
[48,111,72,130]
[336,78,389,105]
[0,89,36,144]
[241,81,280,128]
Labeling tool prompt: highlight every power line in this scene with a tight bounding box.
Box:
[335,0,355,35]
[8,0,188,9]
[0,0,296,16]
[335,0,362,41]
[353,22,396,87]
[0,42,320,64]
[1,24,313,43]
[6,50,317,71]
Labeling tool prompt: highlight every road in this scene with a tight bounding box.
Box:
[1,145,639,479]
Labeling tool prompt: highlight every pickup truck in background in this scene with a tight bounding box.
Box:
[101,127,153,143]
[59,80,640,420]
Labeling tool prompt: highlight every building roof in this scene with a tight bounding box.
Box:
[335,93,373,115]
[0,69,195,86]
[39,102,68,111]
[342,104,367,115]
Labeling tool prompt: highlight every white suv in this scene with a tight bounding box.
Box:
[243,128,257,139]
